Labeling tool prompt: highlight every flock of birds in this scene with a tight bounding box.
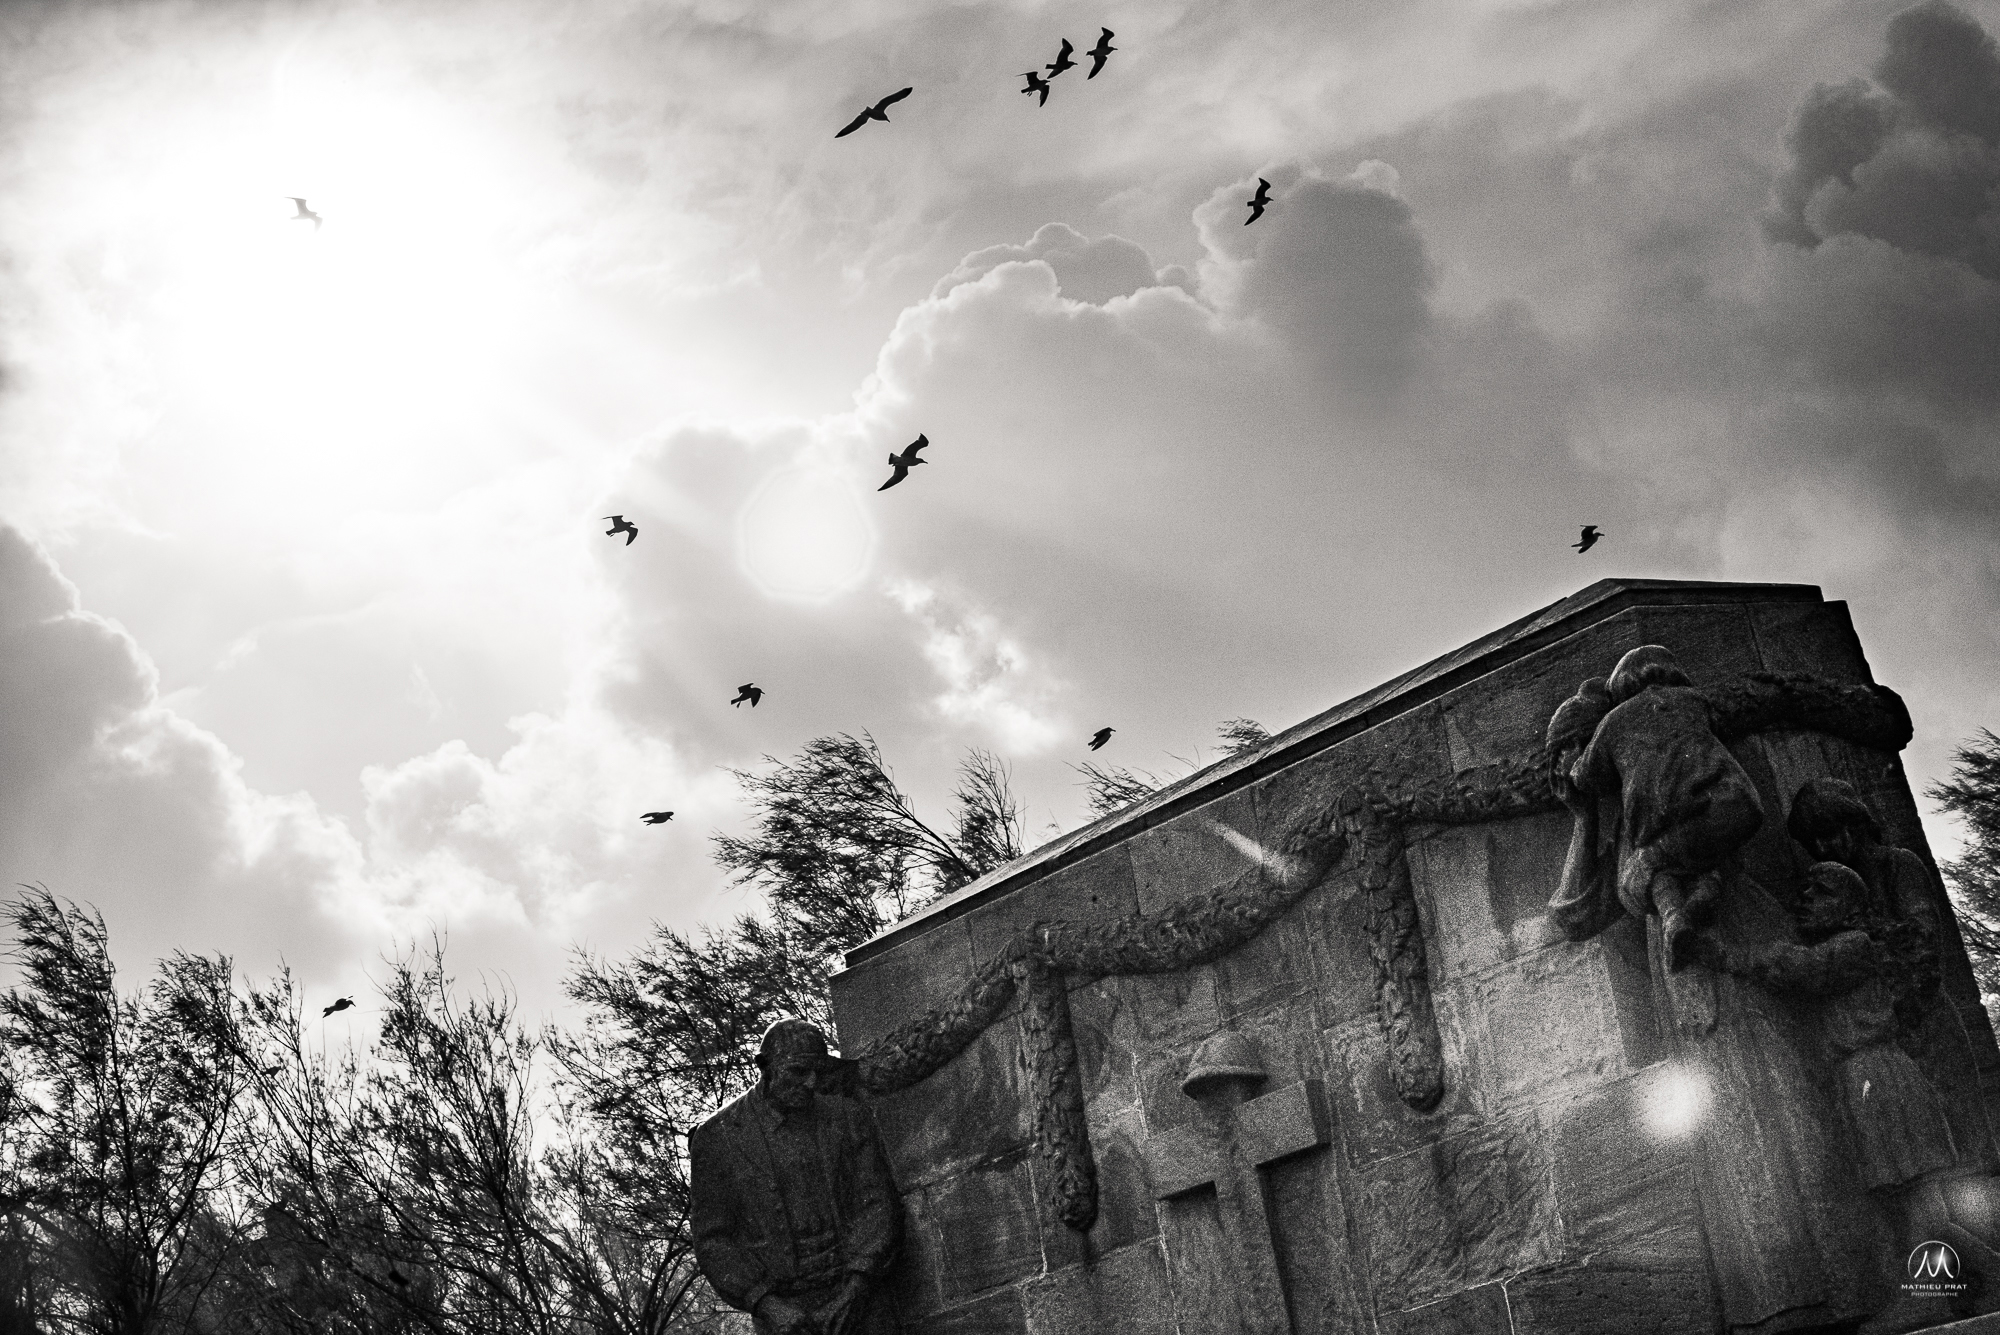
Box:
[283,30,1611,1025]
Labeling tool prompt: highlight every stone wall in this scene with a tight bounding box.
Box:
[827,578,2000,1335]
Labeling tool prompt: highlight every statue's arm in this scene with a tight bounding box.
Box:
[688,1126,778,1313]
[840,1102,903,1278]
[1725,929,1878,996]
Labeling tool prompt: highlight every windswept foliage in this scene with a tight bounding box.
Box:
[1927,727,2000,1022]
[0,888,250,1335]
[0,731,1033,1332]
[1074,718,1272,821]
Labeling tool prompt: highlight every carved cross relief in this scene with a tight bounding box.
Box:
[1144,1031,1334,1334]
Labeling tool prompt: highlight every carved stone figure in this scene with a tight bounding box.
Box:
[1547,645,1765,966]
[1690,780,2000,1331]
[689,1019,902,1335]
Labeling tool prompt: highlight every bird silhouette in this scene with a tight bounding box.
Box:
[1086,29,1116,77]
[731,683,763,708]
[262,1064,283,1076]
[641,811,674,825]
[389,1266,411,1288]
[879,434,930,490]
[1021,71,1052,106]
[1245,179,1272,225]
[1572,524,1604,554]
[835,87,914,138]
[286,197,322,230]
[1045,39,1077,78]
[603,515,637,545]
[1088,727,1114,751]
[322,997,354,1018]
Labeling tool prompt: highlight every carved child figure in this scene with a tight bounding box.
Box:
[1695,778,2000,1332]
[1551,645,1765,965]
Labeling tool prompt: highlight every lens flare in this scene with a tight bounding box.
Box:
[736,467,876,601]
[1645,1062,1709,1139]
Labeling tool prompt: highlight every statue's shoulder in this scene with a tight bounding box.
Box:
[691,1091,759,1148]
[816,1091,882,1137]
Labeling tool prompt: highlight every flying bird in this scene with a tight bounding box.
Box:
[1088,727,1114,751]
[1572,524,1604,554]
[879,434,930,490]
[603,515,637,545]
[1086,29,1116,77]
[1245,178,1272,225]
[286,197,322,230]
[641,811,674,825]
[1021,70,1052,106]
[731,683,763,708]
[1045,39,1077,78]
[835,87,914,138]
[322,997,354,1018]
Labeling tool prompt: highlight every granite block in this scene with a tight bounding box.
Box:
[1156,1184,1242,1335]
[1064,978,1143,1116]
[888,1185,944,1318]
[1438,624,1607,771]
[965,849,1140,969]
[870,1020,1033,1189]
[1081,1105,1160,1255]
[1748,598,1871,681]
[1357,1112,1560,1311]
[919,1287,1028,1335]
[1408,819,1569,987]
[1097,967,1223,1050]
[832,917,976,1053]
[1324,999,1484,1169]
[930,1153,1044,1304]
[1628,603,1765,685]
[1375,1282,1512,1335]
[1212,894,1317,1021]
[1128,787,1262,916]
[1023,1240,1175,1335]
[1463,938,1626,1116]
[1547,1065,1703,1261]
[1293,869,1383,1027]
[1504,1258,1720,1335]
[1266,1143,1368,1335]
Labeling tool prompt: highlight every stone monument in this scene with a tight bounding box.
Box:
[824,578,2000,1334]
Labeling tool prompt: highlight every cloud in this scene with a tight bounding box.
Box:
[1766,1,2000,281]
[930,223,1173,305]
[884,578,1067,752]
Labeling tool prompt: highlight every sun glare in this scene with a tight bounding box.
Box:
[736,467,876,601]
[95,53,551,529]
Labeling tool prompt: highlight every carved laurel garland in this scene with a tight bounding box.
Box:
[832,671,1910,1233]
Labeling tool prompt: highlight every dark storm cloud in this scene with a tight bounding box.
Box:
[1767,0,2000,280]
[1229,177,1435,408]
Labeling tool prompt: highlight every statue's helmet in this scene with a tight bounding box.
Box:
[755,1018,832,1071]
[1545,676,1614,752]
[1787,776,1882,848]
[1606,645,1692,703]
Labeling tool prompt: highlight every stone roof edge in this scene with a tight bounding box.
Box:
[839,576,1823,969]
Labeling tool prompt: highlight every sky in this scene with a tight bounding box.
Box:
[0,0,1996,1026]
